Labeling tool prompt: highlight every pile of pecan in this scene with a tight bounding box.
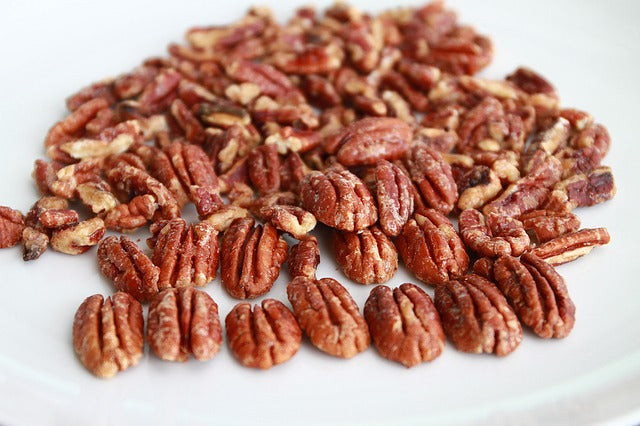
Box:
[0,1,615,377]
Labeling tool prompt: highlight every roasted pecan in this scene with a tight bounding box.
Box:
[364,284,444,367]
[434,274,522,356]
[493,254,575,338]
[333,225,398,284]
[279,150,311,193]
[300,75,341,108]
[202,204,250,232]
[368,160,414,237]
[458,209,530,257]
[137,68,181,114]
[505,67,556,96]
[251,95,318,128]
[97,236,160,302]
[59,120,143,161]
[519,210,580,243]
[49,159,103,199]
[226,299,302,369]
[288,236,320,279]
[558,123,610,178]
[287,276,370,358]
[0,206,25,249]
[247,144,281,195]
[265,126,322,155]
[225,60,304,104]
[204,124,260,175]
[72,292,143,378]
[529,228,611,265]
[39,209,79,229]
[257,204,317,239]
[454,165,502,211]
[413,127,458,153]
[103,195,157,233]
[21,227,49,261]
[521,118,570,170]
[547,166,616,210]
[77,181,119,215]
[50,218,106,255]
[220,218,288,299]
[382,90,415,124]
[396,209,468,286]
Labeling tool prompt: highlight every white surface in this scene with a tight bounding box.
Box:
[1,1,639,425]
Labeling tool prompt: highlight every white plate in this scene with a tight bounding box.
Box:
[1,1,639,425]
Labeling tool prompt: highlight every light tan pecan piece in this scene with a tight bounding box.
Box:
[98,236,160,302]
[287,276,370,358]
[529,228,611,265]
[225,59,304,104]
[50,217,106,255]
[0,206,25,249]
[77,182,119,215]
[147,287,222,362]
[493,254,575,338]
[48,159,103,199]
[455,165,502,211]
[299,169,377,232]
[434,274,522,356]
[21,227,49,261]
[368,160,414,237]
[396,209,469,286]
[148,219,219,289]
[364,283,444,367]
[288,236,320,279]
[247,144,281,195]
[458,209,530,257]
[259,204,317,240]
[202,204,250,232]
[519,210,580,243]
[220,218,288,299]
[73,292,143,378]
[334,226,398,285]
[226,299,302,369]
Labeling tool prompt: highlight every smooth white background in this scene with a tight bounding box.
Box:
[1,1,639,425]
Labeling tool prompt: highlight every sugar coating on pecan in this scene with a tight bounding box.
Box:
[519,210,580,243]
[0,206,25,249]
[288,236,320,279]
[529,227,610,265]
[369,160,414,237]
[458,209,530,257]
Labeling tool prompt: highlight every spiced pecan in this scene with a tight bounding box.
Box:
[455,165,502,211]
[287,276,370,358]
[225,60,304,104]
[202,204,250,232]
[364,284,444,367]
[247,144,281,195]
[73,292,143,378]
[39,209,79,229]
[288,236,320,279]
[50,218,106,255]
[265,127,322,155]
[434,274,522,356]
[413,127,458,153]
[76,181,119,214]
[547,166,616,210]
[368,160,414,237]
[220,218,288,299]
[21,227,50,261]
[48,159,103,199]
[506,67,556,96]
[0,206,25,249]
[226,299,302,369]
[257,204,317,239]
[529,228,611,265]
[519,210,580,243]
[279,150,311,192]
[458,209,530,257]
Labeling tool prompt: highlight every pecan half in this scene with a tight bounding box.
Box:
[288,236,320,279]
[287,276,370,358]
[458,209,530,257]
[369,160,414,237]
[548,166,616,210]
[519,210,580,243]
[72,292,143,378]
[529,228,611,265]
[0,206,25,249]
[226,299,302,369]
[247,144,281,195]
[50,218,106,255]
[364,284,445,368]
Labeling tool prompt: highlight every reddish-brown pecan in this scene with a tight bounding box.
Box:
[170,99,205,144]
[300,75,342,108]
[137,68,182,114]
[287,276,370,358]
[204,124,260,174]
[323,117,412,166]
[250,95,318,129]
[39,209,79,229]
[493,254,575,338]
[247,144,281,195]
[364,284,445,367]
[547,166,616,210]
[434,274,522,356]
[265,126,322,155]
[66,80,116,111]
[0,206,25,249]
[458,209,530,257]
[21,227,49,261]
[50,218,106,255]
[333,226,398,284]
[225,299,302,369]
[97,236,160,302]
[220,218,288,299]
[368,160,414,237]
[521,118,570,170]
[271,43,344,75]
[505,67,556,96]
[299,168,377,232]
[396,59,441,91]
[20,197,70,260]
[380,71,429,112]
[529,228,611,265]
[413,127,459,153]
[148,219,219,289]
[288,236,320,279]
[48,159,103,199]
[147,287,222,362]
[558,123,611,177]
[519,210,581,243]
[103,195,157,233]
[73,292,143,378]
[32,159,62,195]
[396,209,469,286]
[225,60,304,104]
[279,150,311,193]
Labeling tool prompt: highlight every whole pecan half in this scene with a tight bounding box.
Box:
[396,209,469,286]
[493,254,575,338]
[73,292,143,378]
[225,299,302,369]
[364,284,445,368]
[98,236,160,302]
[333,225,398,284]
[547,166,616,210]
[529,227,610,265]
[0,206,25,249]
[50,217,106,255]
[287,276,370,358]
[434,274,522,356]
[288,236,320,279]
[519,210,580,243]
[220,217,288,299]
[368,160,414,237]
[247,144,281,195]
[458,209,530,257]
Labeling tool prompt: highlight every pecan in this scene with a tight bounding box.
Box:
[225,299,302,369]
[413,127,458,153]
[59,120,143,161]
[72,292,143,378]
[225,60,304,104]
[382,90,415,124]
[434,274,522,356]
[225,82,261,105]
[66,80,116,111]
[49,159,103,199]
[205,124,260,174]
[505,67,556,96]
[137,68,182,114]
[493,254,575,338]
[396,209,469,286]
[251,95,318,128]
[32,159,62,195]
[256,204,317,239]
[202,204,250,232]
[148,219,219,289]
[21,227,50,261]
[333,225,398,284]
[103,195,157,232]
[271,43,344,74]
[97,236,160,302]
[0,206,25,249]
[170,99,205,143]
[264,126,321,155]
[364,284,445,367]
[299,75,341,108]
[39,209,79,229]
[529,228,611,265]
[458,209,530,257]
[280,150,311,192]
[299,168,377,232]
[381,71,429,112]
[247,144,281,195]
[50,218,106,255]
[519,210,580,243]
[455,165,502,211]
[147,287,222,362]
[77,181,119,214]
[287,276,370,358]
[288,236,320,279]
[547,166,616,210]
[220,218,288,299]
[20,197,71,260]
[195,99,251,128]
[367,160,414,237]
[521,118,570,170]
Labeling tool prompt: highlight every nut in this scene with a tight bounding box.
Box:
[0,206,25,248]
[202,204,250,232]
[21,227,49,261]
[519,210,580,243]
[50,217,106,255]
[529,227,611,265]
[288,236,320,279]
[458,209,530,257]
[455,165,502,211]
[368,160,414,237]
[247,144,281,195]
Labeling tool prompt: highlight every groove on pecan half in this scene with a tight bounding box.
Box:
[288,236,320,279]
[529,227,610,265]
[0,206,25,249]
[458,209,530,257]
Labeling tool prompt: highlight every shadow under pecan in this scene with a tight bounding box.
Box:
[367,160,414,237]
[458,209,530,258]
[288,236,320,279]
[434,274,522,356]
[287,276,370,358]
[529,227,611,266]
[73,292,143,378]
[226,299,302,369]
[0,206,25,249]
[220,217,288,299]
[364,284,445,368]
[147,287,222,362]
[519,210,580,244]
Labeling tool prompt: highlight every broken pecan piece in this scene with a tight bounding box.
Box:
[529,228,611,265]
[519,210,580,243]
[0,206,25,249]
[50,218,106,255]
[458,209,530,257]
[547,166,616,210]
[288,236,320,279]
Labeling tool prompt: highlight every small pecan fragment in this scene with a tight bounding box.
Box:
[288,236,320,279]
[369,160,414,237]
[529,228,611,265]
[455,165,502,211]
[458,209,530,257]
[364,284,445,367]
[493,254,575,338]
[334,226,398,284]
[149,219,219,289]
[257,204,317,239]
[519,210,580,243]
[396,209,469,286]
[50,218,106,255]
[147,287,222,362]
[434,274,522,356]
[0,206,25,249]
[202,204,250,232]
[77,182,119,214]
[73,292,143,378]
[21,227,49,261]
[226,299,302,369]
[220,218,288,299]
[98,236,160,302]
[39,209,79,229]
[287,276,370,358]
